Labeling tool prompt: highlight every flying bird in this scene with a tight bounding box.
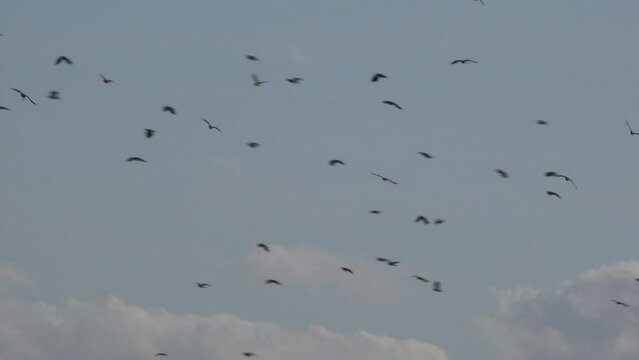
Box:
[247,142,261,148]
[99,74,115,84]
[495,169,509,178]
[155,353,168,357]
[626,121,639,135]
[144,129,156,138]
[371,172,398,185]
[54,56,73,65]
[265,279,282,285]
[242,353,257,357]
[47,91,61,100]
[371,73,387,82]
[329,159,345,166]
[341,267,354,274]
[433,281,443,292]
[196,283,211,288]
[536,119,548,125]
[382,100,402,110]
[545,171,577,189]
[257,243,270,252]
[11,88,36,105]
[415,215,430,224]
[286,77,303,84]
[412,275,429,283]
[546,191,561,199]
[450,59,478,64]
[201,118,222,132]
[369,210,382,214]
[126,157,147,163]
[433,219,445,225]
[611,299,629,307]
[417,152,432,159]
[162,106,176,115]
[376,257,390,263]
[252,73,267,86]
[245,55,259,61]
[0,106,10,111]
[387,261,400,267]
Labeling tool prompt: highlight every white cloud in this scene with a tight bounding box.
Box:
[0,262,33,288]
[0,294,448,360]
[477,260,639,360]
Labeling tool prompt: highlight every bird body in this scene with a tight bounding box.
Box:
[412,275,429,283]
[55,56,73,65]
[0,106,10,111]
[382,100,402,110]
[371,73,387,82]
[536,119,548,125]
[546,191,561,199]
[257,243,270,252]
[341,267,354,274]
[433,219,445,225]
[369,210,382,214]
[371,172,398,185]
[247,142,261,148]
[155,353,168,357]
[162,106,176,115]
[611,299,629,307]
[245,55,259,61]
[12,88,36,105]
[243,352,257,357]
[145,129,156,138]
[127,157,147,163]
[47,91,61,100]
[286,77,303,84]
[201,118,222,132]
[99,74,115,84]
[387,261,400,266]
[415,215,430,224]
[417,152,432,159]
[265,279,282,285]
[495,169,509,178]
[450,59,478,64]
[196,283,211,288]
[433,281,443,292]
[329,159,345,166]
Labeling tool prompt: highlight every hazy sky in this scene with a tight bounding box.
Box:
[2,1,639,359]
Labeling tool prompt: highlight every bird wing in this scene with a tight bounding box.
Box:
[25,95,36,105]
[201,118,212,126]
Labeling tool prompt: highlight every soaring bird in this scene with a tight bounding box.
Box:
[387,261,400,267]
[265,279,282,285]
[433,281,443,292]
[162,106,176,115]
[417,152,432,159]
[286,77,303,84]
[54,56,73,65]
[245,55,259,61]
[412,275,429,283]
[371,172,398,185]
[47,91,61,100]
[626,121,639,135]
[371,73,387,82]
[536,119,548,125]
[99,74,115,84]
[242,352,257,357]
[545,171,577,189]
[415,215,430,224]
[201,118,222,132]
[257,243,270,252]
[450,59,478,64]
[382,100,402,110]
[433,219,445,225]
[341,267,354,274]
[252,73,267,86]
[495,169,509,178]
[329,159,345,166]
[369,210,382,214]
[155,353,168,357]
[0,106,10,111]
[546,191,561,199]
[376,257,390,263]
[127,157,147,162]
[611,299,629,307]
[11,88,36,105]
[196,283,211,288]
[247,142,261,148]
[144,129,156,138]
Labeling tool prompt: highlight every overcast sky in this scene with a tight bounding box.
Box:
[2,1,639,359]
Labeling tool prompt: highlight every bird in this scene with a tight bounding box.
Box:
[144,129,156,138]
[611,300,629,307]
[99,74,115,84]
[371,172,398,185]
[433,281,443,292]
[286,77,303,84]
[0,106,10,111]
[247,142,261,148]
[11,88,36,105]
[417,152,432,159]
[376,257,390,263]
[196,283,211,288]
[162,106,176,115]
[369,210,382,214]
[201,118,222,132]
[433,219,445,225]
[242,353,257,357]
[257,243,270,252]
[544,171,577,189]
[47,91,61,100]
[626,121,639,135]
[412,275,429,283]
[155,353,168,357]
[546,191,561,199]
[382,100,402,110]
[245,55,259,61]
[635,278,639,282]
[341,267,354,274]
[251,73,267,86]
[495,169,509,178]
[450,59,478,64]
[329,159,345,166]
[536,119,548,125]
[265,279,282,285]
[371,73,387,82]
[415,215,430,224]
[54,56,73,65]
[126,157,147,163]
[387,261,400,266]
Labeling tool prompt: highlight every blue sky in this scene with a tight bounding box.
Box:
[2,1,639,359]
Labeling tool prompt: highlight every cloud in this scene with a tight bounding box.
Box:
[0,262,33,288]
[0,294,448,360]
[477,260,639,360]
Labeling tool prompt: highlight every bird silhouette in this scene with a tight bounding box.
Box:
[145,129,156,138]
[127,157,147,163]
[611,299,629,307]
[252,73,267,86]
[196,283,211,288]
[47,91,61,100]
[201,118,222,132]
[376,257,390,263]
[412,275,429,283]
[371,73,387,82]
[536,119,548,125]
[371,172,398,185]
[433,219,445,225]
[54,56,73,65]
[11,88,36,105]
[495,169,509,178]
[286,77,303,84]
[247,142,261,148]
[546,191,561,199]
[417,152,432,159]
[242,353,257,357]
[433,281,443,292]
[257,243,270,252]
[329,159,345,166]
[415,215,430,224]
[382,100,402,110]
[0,106,10,111]
[387,261,400,266]
[545,171,577,189]
[245,55,259,61]
[265,279,282,285]
[369,210,382,214]
[162,106,176,115]
[99,74,115,84]
[341,267,354,274]
[450,59,478,64]
[155,353,167,357]
[626,121,639,135]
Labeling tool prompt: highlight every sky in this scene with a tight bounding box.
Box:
[1,0,639,359]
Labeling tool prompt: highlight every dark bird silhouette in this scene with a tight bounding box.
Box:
[286,77,303,84]
[247,142,261,148]
[162,106,176,115]
[626,121,639,135]
[341,267,354,274]
[382,100,402,110]
[257,243,270,252]
[155,353,168,357]
[369,210,382,214]
[417,152,432,159]
[11,88,36,105]
[0,106,10,111]
[245,55,259,61]
[545,171,577,189]
[265,279,282,285]
[433,219,445,225]
[371,73,387,82]
[433,281,443,292]
[329,159,345,166]
[242,353,257,357]
[495,169,509,178]
[371,172,398,185]
[611,299,629,307]
[99,74,115,84]
[252,73,267,86]
[415,215,430,224]
[635,278,639,282]
[546,191,561,199]
[196,283,211,288]
[54,56,73,65]
[201,118,222,132]
[47,91,61,100]
[127,157,147,163]
[536,119,548,125]
[376,257,390,263]
[412,275,429,283]
[145,129,156,138]
[387,261,400,267]
[450,59,478,64]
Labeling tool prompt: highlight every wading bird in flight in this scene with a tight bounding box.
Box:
[201,118,222,132]
[252,73,267,86]
[382,100,402,110]
[450,59,478,64]
[626,121,639,135]
[546,191,561,199]
[265,279,282,285]
[495,169,509,178]
[371,172,398,185]
[371,73,387,82]
[545,171,577,189]
[12,88,36,105]
[55,56,73,65]
[329,159,345,166]
[145,129,156,138]
[257,243,270,252]
[196,283,211,288]
[127,157,147,163]
[99,74,115,84]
